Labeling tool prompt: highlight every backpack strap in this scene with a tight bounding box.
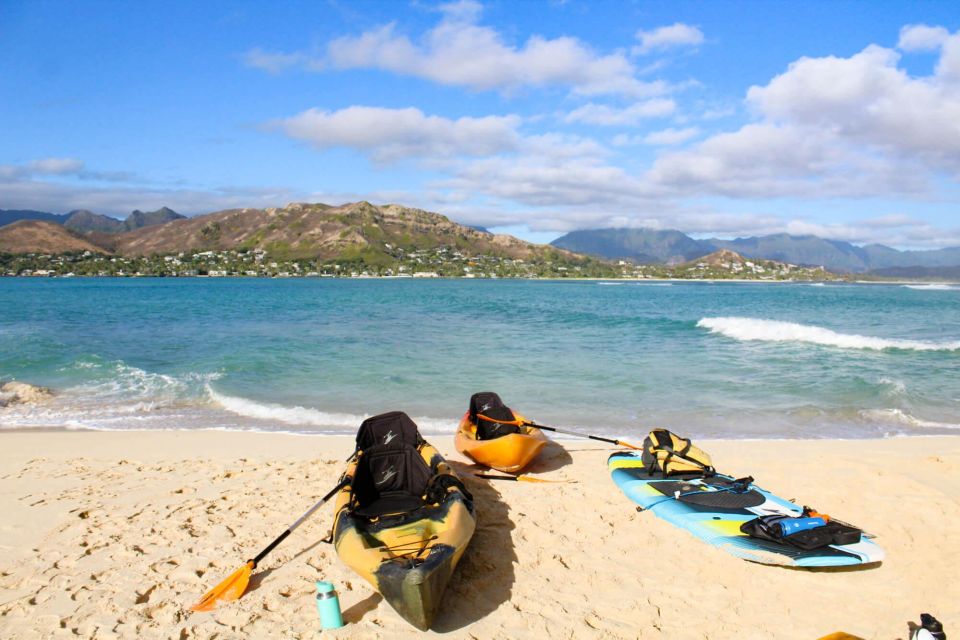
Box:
[475,412,524,427]
[424,473,473,504]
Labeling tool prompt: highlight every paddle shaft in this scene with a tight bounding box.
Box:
[251,477,349,567]
[525,422,641,450]
[475,473,520,481]
[475,473,572,484]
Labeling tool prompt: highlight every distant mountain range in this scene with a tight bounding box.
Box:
[551,228,960,274]
[0,207,185,233]
[0,202,588,266]
[4,205,959,278]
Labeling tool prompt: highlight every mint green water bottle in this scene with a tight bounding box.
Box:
[315,581,344,630]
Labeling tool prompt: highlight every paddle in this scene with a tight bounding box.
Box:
[474,473,576,484]
[521,421,643,451]
[190,476,350,612]
[474,412,643,450]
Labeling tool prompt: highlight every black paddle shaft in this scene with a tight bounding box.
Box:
[250,477,349,567]
[525,422,635,448]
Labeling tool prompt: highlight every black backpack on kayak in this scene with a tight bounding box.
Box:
[468,391,521,440]
[350,411,470,518]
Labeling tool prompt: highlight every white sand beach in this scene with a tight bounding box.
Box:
[0,431,957,639]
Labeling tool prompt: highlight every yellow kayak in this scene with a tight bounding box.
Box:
[455,391,548,472]
[333,412,475,630]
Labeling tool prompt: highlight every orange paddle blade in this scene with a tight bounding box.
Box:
[190,560,253,612]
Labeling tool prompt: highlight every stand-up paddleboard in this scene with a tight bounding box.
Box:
[608,451,884,567]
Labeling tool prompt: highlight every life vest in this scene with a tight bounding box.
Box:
[641,428,714,476]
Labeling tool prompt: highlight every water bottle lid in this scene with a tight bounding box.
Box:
[315,581,335,595]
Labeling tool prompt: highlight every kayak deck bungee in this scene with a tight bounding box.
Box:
[608,451,884,568]
[334,413,475,630]
[456,411,548,473]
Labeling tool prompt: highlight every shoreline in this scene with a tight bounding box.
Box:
[2,423,959,441]
[4,274,958,285]
[1,430,957,638]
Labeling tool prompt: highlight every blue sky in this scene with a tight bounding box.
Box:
[1,0,959,248]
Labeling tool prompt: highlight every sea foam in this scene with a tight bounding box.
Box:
[860,408,960,430]
[903,284,957,291]
[208,386,363,428]
[207,386,455,433]
[697,317,960,351]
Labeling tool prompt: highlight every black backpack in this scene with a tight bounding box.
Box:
[468,391,521,440]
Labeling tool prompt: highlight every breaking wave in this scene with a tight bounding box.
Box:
[208,386,362,429]
[73,361,221,403]
[860,408,960,430]
[903,284,957,291]
[697,317,960,352]
[207,387,455,434]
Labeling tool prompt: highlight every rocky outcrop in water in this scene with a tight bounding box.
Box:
[0,381,54,406]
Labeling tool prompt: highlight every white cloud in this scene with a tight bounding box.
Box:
[0,174,295,217]
[634,23,704,55]
[0,158,140,184]
[1,157,85,180]
[778,218,960,248]
[27,158,85,175]
[611,127,700,147]
[861,213,921,228]
[241,21,960,248]
[447,157,648,208]
[647,122,931,199]
[436,0,483,22]
[243,47,305,74]
[251,5,667,97]
[564,99,675,125]
[270,106,522,162]
[747,42,960,173]
[326,19,656,95]
[645,32,960,200]
[641,127,700,145]
[520,133,609,160]
[898,24,950,51]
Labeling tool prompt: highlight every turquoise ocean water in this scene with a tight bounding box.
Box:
[1,278,958,439]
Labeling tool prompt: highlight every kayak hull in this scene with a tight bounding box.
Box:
[455,412,547,473]
[333,443,475,630]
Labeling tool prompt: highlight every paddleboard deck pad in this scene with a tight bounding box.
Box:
[608,451,884,567]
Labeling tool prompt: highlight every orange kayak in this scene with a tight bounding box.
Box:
[455,411,547,473]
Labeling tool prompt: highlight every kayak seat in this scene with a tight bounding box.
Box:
[476,405,520,440]
[355,410,424,452]
[352,444,434,519]
[469,391,522,440]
